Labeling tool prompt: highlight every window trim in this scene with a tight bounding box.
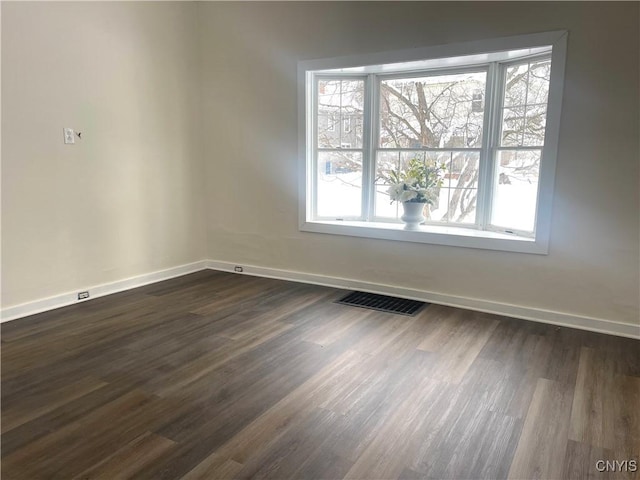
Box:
[298,31,568,254]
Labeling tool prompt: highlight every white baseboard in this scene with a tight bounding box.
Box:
[3,258,638,340]
[206,259,640,340]
[0,260,209,323]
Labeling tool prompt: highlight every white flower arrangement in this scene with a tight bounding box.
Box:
[383,158,446,204]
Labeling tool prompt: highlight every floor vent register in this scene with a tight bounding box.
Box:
[336,291,427,316]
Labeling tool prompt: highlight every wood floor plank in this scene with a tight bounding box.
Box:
[507,378,574,480]
[610,374,640,457]
[342,371,447,479]
[1,380,139,457]
[402,353,523,479]
[415,304,465,351]
[233,407,341,479]
[290,449,354,480]
[325,350,441,467]
[302,307,371,347]
[1,375,108,433]
[145,321,297,397]
[2,389,156,478]
[562,440,615,480]
[398,467,426,479]
[180,455,243,480]
[541,328,582,385]
[418,310,500,383]
[185,348,372,468]
[72,432,176,480]
[2,271,638,480]
[569,347,614,449]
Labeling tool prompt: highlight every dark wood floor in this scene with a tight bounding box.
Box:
[1,270,638,479]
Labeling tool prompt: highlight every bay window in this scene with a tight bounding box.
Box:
[299,31,568,254]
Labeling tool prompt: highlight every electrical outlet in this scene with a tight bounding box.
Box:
[64,128,75,144]
[78,291,90,300]
[234,266,243,273]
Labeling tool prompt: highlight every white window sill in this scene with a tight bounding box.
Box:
[300,220,548,254]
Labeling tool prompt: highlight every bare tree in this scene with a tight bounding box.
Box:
[378,61,549,222]
[379,73,484,222]
[315,60,550,222]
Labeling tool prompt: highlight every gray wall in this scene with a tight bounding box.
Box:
[2,2,638,330]
[200,2,639,326]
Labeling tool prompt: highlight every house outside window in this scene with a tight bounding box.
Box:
[299,31,568,254]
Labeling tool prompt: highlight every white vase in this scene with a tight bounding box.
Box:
[401,201,426,230]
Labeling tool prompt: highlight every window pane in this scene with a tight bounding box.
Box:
[375,150,429,219]
[501,107,525,146]
[501,59,550,147]
[491,150,541,232]
[504,59,551,107]
[399,150,427,172]
[523,105,547,146]
[317,151,362,218]
[374,151,401,219]
[317,80,364,149]
[379,71,487,149]
[429,151,479,224]
[428,187,478,224]
[443,151,480,190]
[527,59,551,105]
[374,150,478,224]
[375,187,400,219]
[501,106,548,147]
[318,80,340,148]
[503,63,529,107]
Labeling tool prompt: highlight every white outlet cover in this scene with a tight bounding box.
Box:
[64,128,75,144]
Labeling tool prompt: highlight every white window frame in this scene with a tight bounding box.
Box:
[298,31,568,254]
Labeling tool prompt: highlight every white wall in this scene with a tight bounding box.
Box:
[2,2,638,331]
[1,2,205,308]
[199,2,639,327]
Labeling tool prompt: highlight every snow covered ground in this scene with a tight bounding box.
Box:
[317,171,538,232]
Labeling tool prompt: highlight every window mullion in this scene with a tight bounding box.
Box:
[311,74,319,220]
[477,62,502,230]
[362,74,377,221]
